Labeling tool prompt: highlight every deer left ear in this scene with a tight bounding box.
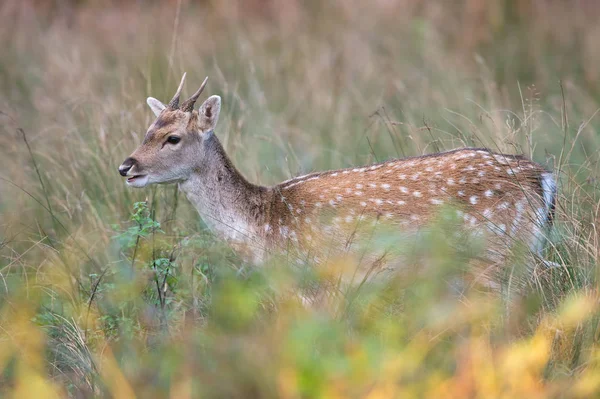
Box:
[147,97,166,117]
[198,95,221,132]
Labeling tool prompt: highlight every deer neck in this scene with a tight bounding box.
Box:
[178,133,269,248]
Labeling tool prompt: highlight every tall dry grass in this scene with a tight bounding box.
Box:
[1,0,600,397]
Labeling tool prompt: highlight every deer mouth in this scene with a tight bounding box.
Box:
[126,174,149,187]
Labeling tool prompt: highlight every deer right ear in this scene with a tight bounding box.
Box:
[198,95,221,132]
[147,97,166,117]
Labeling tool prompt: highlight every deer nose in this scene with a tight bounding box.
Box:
[119,157,136,176]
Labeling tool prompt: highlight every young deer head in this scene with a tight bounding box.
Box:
[120,74,557,289]
[119,73,221,187]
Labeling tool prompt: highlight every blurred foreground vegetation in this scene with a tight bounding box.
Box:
[2,0,600,397]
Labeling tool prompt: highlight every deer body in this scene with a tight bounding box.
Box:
[120,74,557,284]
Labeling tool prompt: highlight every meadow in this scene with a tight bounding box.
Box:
[1,0,600,397]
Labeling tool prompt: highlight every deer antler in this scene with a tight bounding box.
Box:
[181,77,209,112]
[168,72,187,109]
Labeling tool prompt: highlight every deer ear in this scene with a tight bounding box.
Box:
[147,97,166,117]
[198,95,221,132]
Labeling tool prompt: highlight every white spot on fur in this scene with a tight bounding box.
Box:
[315,202,322,208]
[356,183,364,189]
[382,183,391,191]
[470,195,479,205]
[484,189,493,198]
[430,198,443,205]
[399,186,409,194]
[458,191,465,197]
[360,201,367,207]
[497,201,509,210]
[397,200,405,205]
[413,191,422,197]
[355,191,364,196]
[279,226,289,238]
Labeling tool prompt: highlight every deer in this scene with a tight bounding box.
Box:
[119,73,558,293]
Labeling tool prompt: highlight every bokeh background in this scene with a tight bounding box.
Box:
[2,0,600,397]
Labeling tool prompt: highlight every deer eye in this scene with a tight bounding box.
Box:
[166,136,181,145]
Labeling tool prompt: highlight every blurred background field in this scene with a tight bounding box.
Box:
[2,0,600,397]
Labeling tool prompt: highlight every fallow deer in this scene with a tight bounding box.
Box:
[119,74,557,289]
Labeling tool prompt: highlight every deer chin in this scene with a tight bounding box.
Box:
[125,174,150,188]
